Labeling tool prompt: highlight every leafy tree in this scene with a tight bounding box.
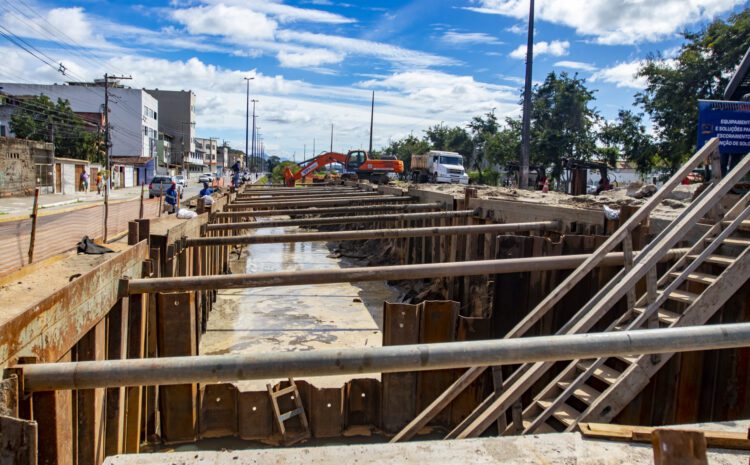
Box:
[424,123,474,160]
[467,111,500,170]
[530,72,599,177]
[636,9,750,171]
[599,110,658,174]
[10,95,102,162]
[484,118,521,167]
[266,155,281,173]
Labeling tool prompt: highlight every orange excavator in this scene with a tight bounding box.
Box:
[283,150,404,187]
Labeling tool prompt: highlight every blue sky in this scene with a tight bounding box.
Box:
[0,0,747,158]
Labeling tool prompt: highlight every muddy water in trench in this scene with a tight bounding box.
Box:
[200,224,398,390]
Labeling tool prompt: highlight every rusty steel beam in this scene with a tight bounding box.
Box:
[236,188,362,196]
[224,196,412,210]
[212,202,442,218]
[189,221,559,247]
[122,248,688,294]
[21,323,750,391]
[205,209,475,231]
[233,192,381,202]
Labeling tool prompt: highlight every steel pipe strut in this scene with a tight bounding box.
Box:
[212,203,442,218]
[206,210,475,231]
[224,196,413,209]
[190,221,560,246]
[123,248,688,294]
[21,323,750,392]
[234,192,379,201]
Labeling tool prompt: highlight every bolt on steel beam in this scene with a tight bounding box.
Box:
[205,209,475,231]
[122,248,688,294]
[21,323,750,391]
[190,221,560,247]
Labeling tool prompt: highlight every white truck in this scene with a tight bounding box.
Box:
[410,151,469,184]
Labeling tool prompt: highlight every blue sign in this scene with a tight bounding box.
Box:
[697,99,750,154]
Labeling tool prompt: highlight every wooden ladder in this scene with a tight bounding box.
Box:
[267,378,310,444]
[391,139,727,443]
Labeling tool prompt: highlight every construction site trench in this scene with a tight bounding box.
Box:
[4,147,750,465]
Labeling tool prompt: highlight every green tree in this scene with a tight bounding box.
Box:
[424,123,474,160]
[636,9,750,171]
[266,155,281,173]
[10,95,102,162]
[599,110,658,174]
[467,111,500,170]
[530,72,599,177]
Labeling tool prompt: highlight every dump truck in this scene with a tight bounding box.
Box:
[410,150,469,184]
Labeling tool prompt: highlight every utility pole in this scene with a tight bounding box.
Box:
[313,138,316,157]
[250,99,258,172]
[244,77,254,170]
[519,0,535,189]
[368,91,375,154]
[103,73,131,243]
[330,124,334,152]
[255,127,261,171]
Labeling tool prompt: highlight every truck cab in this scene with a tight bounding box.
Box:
[411,151,469,184]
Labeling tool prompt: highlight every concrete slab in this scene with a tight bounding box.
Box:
[201,224,397,390]
[104,432,748,464]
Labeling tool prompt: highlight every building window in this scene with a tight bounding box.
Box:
[0,125,5,137]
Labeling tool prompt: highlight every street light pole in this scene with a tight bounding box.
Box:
[244,77,254,170]
[251,99,258,172]
[520,0,535,189]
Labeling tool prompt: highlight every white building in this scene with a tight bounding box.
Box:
[0,82,158,159]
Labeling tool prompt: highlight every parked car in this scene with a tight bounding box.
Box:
[149,175,184,199]
[174,175,187,189]
[198,173,214,184]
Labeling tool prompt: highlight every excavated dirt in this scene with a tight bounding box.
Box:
[391,181,702,220]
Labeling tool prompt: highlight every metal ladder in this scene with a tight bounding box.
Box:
[518,189,750,434]
[391,139,731,443]
[267,377,311,444]
[445,149,750,439]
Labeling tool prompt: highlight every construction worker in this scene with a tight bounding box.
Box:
[164,182,178,214]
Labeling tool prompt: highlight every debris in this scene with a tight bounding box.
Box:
[603,205,620,221]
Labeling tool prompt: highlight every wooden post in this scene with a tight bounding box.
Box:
[28,187,40,264]
[652,429,708,465]
[139,183,145,219]
[104,176,109,243]
[127,221,139,246]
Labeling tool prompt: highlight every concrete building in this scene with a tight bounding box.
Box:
[195,137,217,175]
[0,137,54,196]
[217,142,229,175]
[145,89,196,174]
[0,82,158,160]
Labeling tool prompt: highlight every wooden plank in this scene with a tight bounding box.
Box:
[157,292,197,444]
[579,423,750,451]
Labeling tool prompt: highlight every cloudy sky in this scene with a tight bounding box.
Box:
[0,0,747,158]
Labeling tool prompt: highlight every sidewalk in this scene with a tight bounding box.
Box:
[0,186,144,219]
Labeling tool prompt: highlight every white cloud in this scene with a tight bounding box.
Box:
[172,4,278,41]
[442,31,503,45]
[465,0,745,45]
[590,61,648,88]
[554,60,597,72]
[277,30,456,68]
[277,48,344,68]
[202,0,355,24]
[509,40,569,59]
[505,23,526,35]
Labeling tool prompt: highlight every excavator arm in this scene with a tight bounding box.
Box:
[284,152,349,186]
